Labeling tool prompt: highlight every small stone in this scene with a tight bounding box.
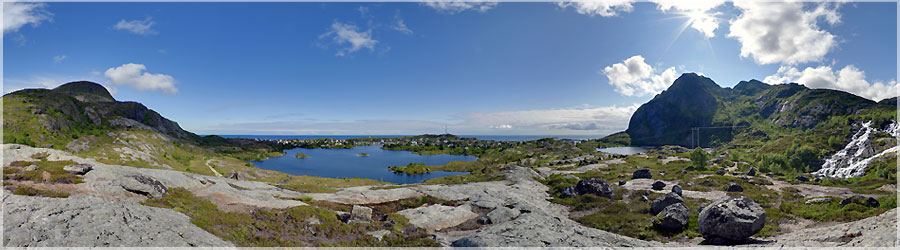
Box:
[640,195,649,202]
[805,197,831,204]
[351,205,373,221]
[659,171,667,176]
[63,164,93,175]
[618,180,627,186]
[651,180,666,190]
[366,230,390,241]
[24,165,38,171]
[796,175,809,182]
[746,168,756,176]
[715,170,725,175]
[561,186,577,198]
[671,185,683,196]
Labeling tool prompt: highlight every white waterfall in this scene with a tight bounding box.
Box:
[814,120,899,178]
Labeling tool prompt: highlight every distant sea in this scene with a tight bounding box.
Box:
[213,135,606,142]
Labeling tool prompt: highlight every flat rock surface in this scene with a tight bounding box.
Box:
[762,209,897,247]
[397,204,478,231]
[2,193,232,247]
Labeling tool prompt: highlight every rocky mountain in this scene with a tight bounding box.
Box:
[624,73,890,148]
[2,81,285,169]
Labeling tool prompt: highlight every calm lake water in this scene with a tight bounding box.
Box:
[597,147,649,155]
[249,145,477,184]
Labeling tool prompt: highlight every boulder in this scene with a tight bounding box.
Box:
[640,196,649,202]
[63,164,93,175]
[478,207,521,225]
[632,169,652,179]
[840,195,880,208]
[659,171,667,176]
[796,175,809,182]
[650,192,684,215]
[651,180,666,190]
[805,197,831,205]
[618,180,627,186]
[574,178,614,198]
[366,230,390,241]
[397,204,478,231]
[716,170,726,175]
[746,168,756,176]
[351,205,373,221]
[120,175,167,199]
[671,185,683,196]
[698,196,766,243]
[725,182,743,192]
[654,203,689,231]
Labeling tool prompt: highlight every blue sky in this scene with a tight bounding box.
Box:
[3,1,897,136]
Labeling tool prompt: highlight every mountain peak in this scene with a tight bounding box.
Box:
[733,79,772,96]
[52,81,115,103]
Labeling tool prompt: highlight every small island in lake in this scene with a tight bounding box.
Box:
[295,153,309,159]
[357,153,369,157]
[388,162,432,175]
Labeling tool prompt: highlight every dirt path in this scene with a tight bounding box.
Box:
[206,159,223,177]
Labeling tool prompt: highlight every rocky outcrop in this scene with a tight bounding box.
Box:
[451,212,651,247]
[698,196,766,243]
[63,163,93,175]
[2,193,232,247]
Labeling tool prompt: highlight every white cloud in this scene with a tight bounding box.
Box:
[603,55,678,97]
[113,17,158,35]
[462,104,640,134]
[391,15,413,35]
[557,0,634,17]
[3,2,52,34]
[104,63,177,94]
[728,1,840,65]
[764,65,898,101]
[651,0,725,38]
[319,21,377,56]
[53,55,67,63]
[423,0,497,14]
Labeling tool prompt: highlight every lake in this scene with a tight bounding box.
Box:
[249,145,478,184]
[597,146,649,155]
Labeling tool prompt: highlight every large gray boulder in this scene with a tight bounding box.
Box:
[654,203,689,231]
[699,196,766,243]
[725,182,743,192]
[650,192,684,215]
[351,205,373,221]
[574,178,614,198]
